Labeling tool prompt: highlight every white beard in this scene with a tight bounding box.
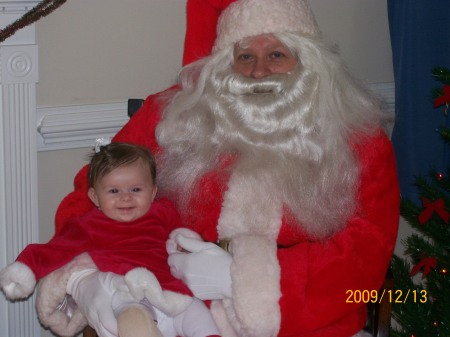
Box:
[156,61,359,238]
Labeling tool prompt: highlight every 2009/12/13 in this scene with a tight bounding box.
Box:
[345,289,428,304]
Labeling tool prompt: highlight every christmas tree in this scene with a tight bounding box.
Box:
[390,67,450,337]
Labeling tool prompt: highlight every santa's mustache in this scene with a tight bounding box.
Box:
[219,71,291,96]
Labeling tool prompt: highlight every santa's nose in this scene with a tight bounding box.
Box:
[250,59,271,79]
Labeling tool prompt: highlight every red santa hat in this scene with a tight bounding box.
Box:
[182,0,320,66]
[182,0,236,66]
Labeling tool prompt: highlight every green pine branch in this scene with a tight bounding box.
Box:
[437,125,450,144]
[432,67,450,85]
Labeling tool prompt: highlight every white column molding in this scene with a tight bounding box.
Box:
[0,1,41,336]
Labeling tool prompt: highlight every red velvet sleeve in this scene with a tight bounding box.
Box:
[17,216,87,280]
[54,87,176,232]
[277,131,400,336]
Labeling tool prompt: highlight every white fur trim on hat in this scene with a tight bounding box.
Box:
[213,0,320,52]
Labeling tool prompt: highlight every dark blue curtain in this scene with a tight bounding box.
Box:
[388,0,450,203]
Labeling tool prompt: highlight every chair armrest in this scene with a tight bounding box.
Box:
[127,99,145,118]
[82,325,97,337]
[366,266,394,337]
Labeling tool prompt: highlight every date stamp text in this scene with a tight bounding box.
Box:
[346,289,428,304]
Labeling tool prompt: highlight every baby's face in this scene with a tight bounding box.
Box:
[88,160,157,222]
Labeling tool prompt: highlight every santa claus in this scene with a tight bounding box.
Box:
[4,0,401,336]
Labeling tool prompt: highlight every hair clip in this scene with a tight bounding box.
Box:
[94,137,111,153]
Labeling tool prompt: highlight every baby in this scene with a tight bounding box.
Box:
[0,142,220,337]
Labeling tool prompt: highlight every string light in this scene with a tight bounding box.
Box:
[0,0,67,43]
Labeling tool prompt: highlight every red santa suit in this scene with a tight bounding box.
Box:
[38,1,400,336]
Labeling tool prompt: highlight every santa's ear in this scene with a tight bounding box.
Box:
[88,187,100,207]
[151,186,158,202]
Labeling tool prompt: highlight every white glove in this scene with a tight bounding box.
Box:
[0,262,36,300]
[67,269,127,337]
[168,235,232,300]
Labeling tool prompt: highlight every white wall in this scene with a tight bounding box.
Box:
[310,0,394,83]
[35,1,396,336]
[37,0,186,107]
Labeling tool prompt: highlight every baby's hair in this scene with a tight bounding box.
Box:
[88,142,156,188]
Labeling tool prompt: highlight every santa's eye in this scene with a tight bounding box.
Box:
[271,51,285,59]
[236,53,254,63]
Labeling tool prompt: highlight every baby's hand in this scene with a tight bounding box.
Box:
[0,262,36,300]
[166,228,203,254]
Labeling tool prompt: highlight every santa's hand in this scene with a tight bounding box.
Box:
[67,269,127,337]
[0,262,36,300]
[168,235,232,300]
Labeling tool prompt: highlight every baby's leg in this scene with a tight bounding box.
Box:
[173,298,220,337]
[117,305,163,337]
[113,291,162,337]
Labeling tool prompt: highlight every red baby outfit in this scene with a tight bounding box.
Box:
[19,198,191,294]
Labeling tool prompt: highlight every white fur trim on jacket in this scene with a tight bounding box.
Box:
[215,170,282,337]
[214,0,320,52]
[36,253,97,337]
[125,267,193,316]
[0,261,36,300]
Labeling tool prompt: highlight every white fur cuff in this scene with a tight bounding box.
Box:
[0,261,36,300]
[125,268,192,317]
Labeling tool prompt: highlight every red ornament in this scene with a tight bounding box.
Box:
[434,84,450,108]
[410,257,437,278]
[418,198,450,224]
